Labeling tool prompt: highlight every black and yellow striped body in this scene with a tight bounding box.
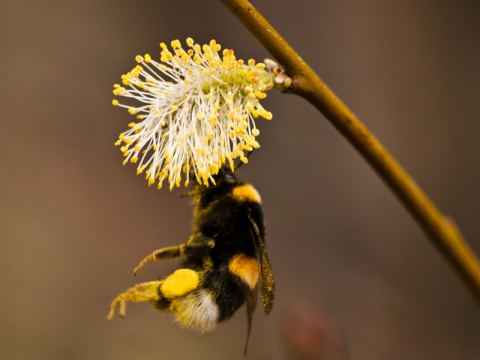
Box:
[163,171,269,331]
[108,169,275,352]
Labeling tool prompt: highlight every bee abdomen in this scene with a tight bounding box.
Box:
[228,254,260,290]
[170,288,219,333]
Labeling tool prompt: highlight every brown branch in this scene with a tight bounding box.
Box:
[220,0,480,303]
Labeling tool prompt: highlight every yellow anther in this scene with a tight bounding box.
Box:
[171,39,181,48]
[263,111,273,120]
[193,54,201,64]
[112,99,119,106]
[128,107,136,115]
[254,91,266,99]
[135,55,144,63]
[258,84,267,92]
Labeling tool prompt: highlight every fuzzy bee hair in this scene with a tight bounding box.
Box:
[108,168,275,354]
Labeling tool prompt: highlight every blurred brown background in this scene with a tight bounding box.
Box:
[1,1,480,359]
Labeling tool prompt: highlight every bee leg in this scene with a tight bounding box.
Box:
[180,190,195,198]
[132,245,184,276]
[160,268,200,299]
[107,280,163,319]
[183,234,215,256]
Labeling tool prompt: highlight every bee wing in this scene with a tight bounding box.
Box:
[244,210,275,356]
[248,213,275,315]
[244,283,258,356]
[258,241,275,315]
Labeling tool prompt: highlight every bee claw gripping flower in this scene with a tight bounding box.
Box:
[112,38,275,190]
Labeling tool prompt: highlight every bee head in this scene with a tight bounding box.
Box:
[217,167,236,183]
[193,166,242,208]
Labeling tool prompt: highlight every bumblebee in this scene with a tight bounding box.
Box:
[108,168,275,353]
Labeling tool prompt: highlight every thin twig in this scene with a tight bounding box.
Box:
[219,0,480,303]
